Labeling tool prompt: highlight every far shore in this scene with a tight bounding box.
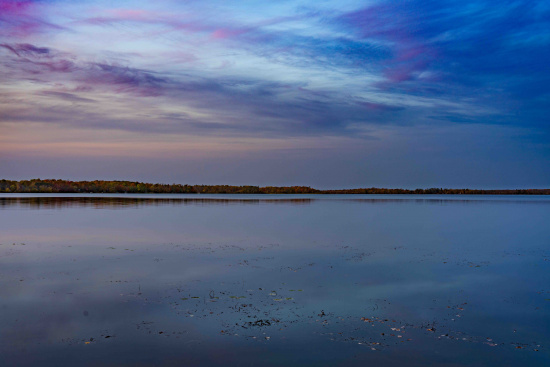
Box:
[1,179,548,195]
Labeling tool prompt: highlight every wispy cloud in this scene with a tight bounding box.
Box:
[37,90,96,103]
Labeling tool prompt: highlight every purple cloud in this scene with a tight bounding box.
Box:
[0,0,33,15]
[86,63,167,97]
[340,4,436,87]
[0,43,77,75]
[1,41,383,137]
[0,42,50,57]
[1,43,166,96]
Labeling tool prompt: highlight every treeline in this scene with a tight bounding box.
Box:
[0,179,548,195]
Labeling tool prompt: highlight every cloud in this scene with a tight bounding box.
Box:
[0,0,66,37]
[0,37,504,142]
[84,63,167,97]
[358,102,404,112]
[0,43,166,96]
[0,0,34,16]
[338,2,437,87]
[1,1,549,143]
[37,90,96,103]
[0,42,51,57]
[338,1,549,85]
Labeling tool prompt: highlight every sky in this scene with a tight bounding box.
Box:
[0,0,549,188]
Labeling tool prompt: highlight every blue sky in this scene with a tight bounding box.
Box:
[0,0,549,188]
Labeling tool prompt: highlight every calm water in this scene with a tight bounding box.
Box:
[0,194,549,366]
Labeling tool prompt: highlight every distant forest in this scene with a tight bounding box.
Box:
[0,179,548,195]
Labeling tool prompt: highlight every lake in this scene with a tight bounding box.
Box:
[1,194,549,366]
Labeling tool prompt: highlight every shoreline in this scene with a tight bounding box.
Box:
[1,179,549,195]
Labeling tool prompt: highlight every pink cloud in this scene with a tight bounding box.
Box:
[209,16,301,41]
[79,8,166,25]
[74,10,211,39]
[211,28,249,39]
[0,0,33,15]
[74,8,298,45]
[107,9,152,21]
[395,45,427,62]
[0,0,64,37]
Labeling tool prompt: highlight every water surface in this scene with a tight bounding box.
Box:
[1,194,549,366]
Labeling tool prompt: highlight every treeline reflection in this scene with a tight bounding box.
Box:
[1,196,548,209]
[0,197,315,209]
